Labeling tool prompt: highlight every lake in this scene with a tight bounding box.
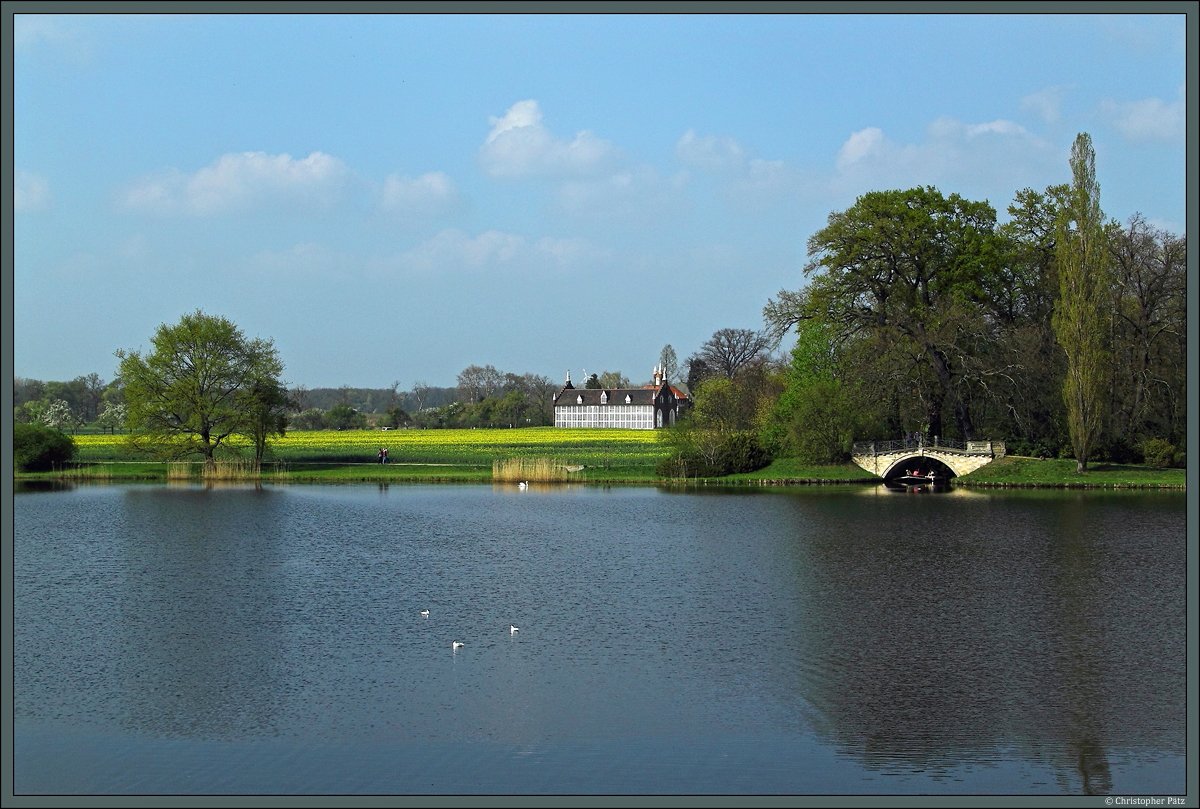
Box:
[12,482,1187,795]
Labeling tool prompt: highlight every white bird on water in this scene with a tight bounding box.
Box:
[420,609,429,617]
[452,641,464,649]
[510,625,519,634]
[518,481,528,490]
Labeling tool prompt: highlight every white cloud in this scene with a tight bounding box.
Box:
[674,130,810,212]
[556,166,688,220]
[480,100,618,179]
[14,170,53,212]
[14,15,84,50]
[1020,84,1073,125]
[675,130,746,175]
[377,171,460,218]
[120,151,353,216]
[732,158,807,208]
[1100,88,1186,143]
[835,127,887,172]
[391,229,608,275]
[830,116,1055,198]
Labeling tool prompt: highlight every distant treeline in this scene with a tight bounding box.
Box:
[289,385,458,414]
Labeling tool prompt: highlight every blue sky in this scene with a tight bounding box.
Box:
[13,12,1189,389]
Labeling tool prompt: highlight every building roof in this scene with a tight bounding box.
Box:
[554,387,665,407]
[645,384,690,402]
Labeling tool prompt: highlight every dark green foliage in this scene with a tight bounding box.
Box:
[243,380,293,461]
[720,432,771,473]
[383,406,413,428]
[14,423,76,471]
[771,320,863,464]
[795,185,1004,441]
[1005,438,1062,460]
[325,404,366,431]
[656,430,770,478]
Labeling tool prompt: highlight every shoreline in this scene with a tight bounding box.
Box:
[14,470,1186,490]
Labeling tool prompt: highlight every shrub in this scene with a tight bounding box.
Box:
[1006,438,1061,459]
[720,431,771,474]
[656,430,770,478]
[14,423,77,471]
[1141,437,1176,468]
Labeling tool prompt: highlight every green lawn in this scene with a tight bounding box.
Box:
[956,455,1186,487]
[723,457,879,483]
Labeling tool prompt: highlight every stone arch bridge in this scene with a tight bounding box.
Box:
[852,438,1006,479]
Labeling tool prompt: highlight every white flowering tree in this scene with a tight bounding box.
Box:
[40,399,80,433]
[97,402,127,434]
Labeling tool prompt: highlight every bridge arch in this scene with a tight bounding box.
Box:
[878,454,957,480]
[851,439,1006,479]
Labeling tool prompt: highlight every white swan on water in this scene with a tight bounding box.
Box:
[420,610,429,616]
[510,625,519,634]
[518,481,528,490]
[452,641,464,649]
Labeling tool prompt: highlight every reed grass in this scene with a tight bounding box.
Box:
[163,459,284,481]
[492,456,568,482]
[54,463,116,481]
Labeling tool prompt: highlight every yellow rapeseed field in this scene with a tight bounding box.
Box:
[74,427,667,466]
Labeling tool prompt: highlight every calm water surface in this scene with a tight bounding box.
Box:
[13,482,1187,795]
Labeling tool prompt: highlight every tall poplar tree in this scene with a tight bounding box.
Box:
[1053,133,1110,473]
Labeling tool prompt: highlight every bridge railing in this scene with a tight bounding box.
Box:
[852,438,1005,456]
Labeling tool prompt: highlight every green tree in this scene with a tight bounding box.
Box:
[982,186,1071,456]
[291,407,327,431]
[769,186,1003,440]
[1107,214,1187,452]
[596,370,630,389]
[658,345,679,384]
[242,379,292,462]
[116,311,284,469]
[1053,134,1111,473]
[383,405,413,429]
[772,320,864,463]
[325,403,365,430]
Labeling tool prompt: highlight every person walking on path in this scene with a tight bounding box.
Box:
[377,447,384,464]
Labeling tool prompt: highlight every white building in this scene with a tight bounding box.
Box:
[552,365,689,429]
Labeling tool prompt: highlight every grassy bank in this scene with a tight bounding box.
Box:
[955,455,1186,488]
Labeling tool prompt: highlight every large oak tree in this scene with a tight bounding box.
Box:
[768,186,1003,440]
[116,311,285,468]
